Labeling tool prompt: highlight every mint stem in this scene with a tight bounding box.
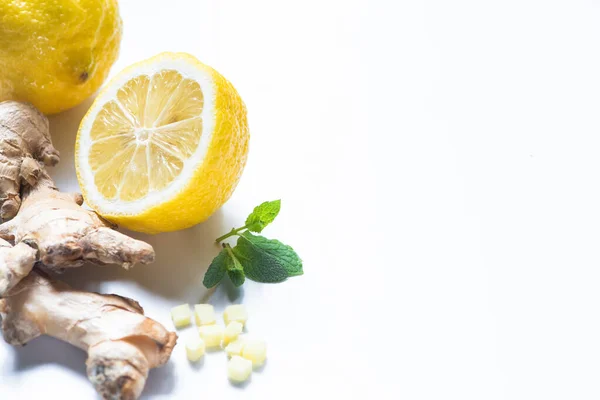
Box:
[223,243,236,267]
[215,225,248,243]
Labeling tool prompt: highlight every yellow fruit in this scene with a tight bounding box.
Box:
[241,338,267,367]
[171,304,192,328]
[223,321,244,345]
[225,338,246,358]
[198,324,224,348]
[185,336,205,362]
[76,52,249,234]
[0,0,122,115]
[194,304,216,326]
[227,356,252,383]
[224,304,248,326]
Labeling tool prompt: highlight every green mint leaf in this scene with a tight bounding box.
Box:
[228,269,245,287]
[209,199,303,287]
[224,244,244,271]
[203,249,227,288]
[232,232,303,282]
[240,231,303,277]
[232,233,289,283]
[244,200,281,233]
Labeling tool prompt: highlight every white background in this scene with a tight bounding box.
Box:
[2,0,600,399]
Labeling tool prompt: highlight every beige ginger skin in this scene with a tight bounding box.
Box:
[0,267,177,400]
[0,101,60,220]
[0,236,37,295]
[0,101,174,399]
[0,100,155,295]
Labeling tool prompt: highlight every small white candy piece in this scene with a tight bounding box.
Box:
[198,324,224,347]
[225,338,246,358]
[228,356,252,383]
[223,321,244,345]
[223,304,248,326]
[171,304,191,328]
[242,338,267,367]
[186,335,205,362]
[194,304,216,326]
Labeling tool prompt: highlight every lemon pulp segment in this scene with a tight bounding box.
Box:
[87,70,204,202]
[76,52,250,234]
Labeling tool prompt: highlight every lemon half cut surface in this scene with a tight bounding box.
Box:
[76,52,249,234]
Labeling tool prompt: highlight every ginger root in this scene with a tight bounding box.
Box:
[0,101,154,294]
[0,162,154,270]
[0,268,177,400]
[0,101,60,221]
[0,101,167,399]
[0,238,38,295]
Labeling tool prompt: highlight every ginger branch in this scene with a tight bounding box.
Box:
[0,268,177,400]
[0,101,167,400]
[0,101,60,221]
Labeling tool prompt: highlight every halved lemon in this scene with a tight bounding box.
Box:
[75,52,249,234]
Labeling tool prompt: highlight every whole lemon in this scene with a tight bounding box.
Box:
[0,0,122,114]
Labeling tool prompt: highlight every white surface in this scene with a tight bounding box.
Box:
[2,0,600,399]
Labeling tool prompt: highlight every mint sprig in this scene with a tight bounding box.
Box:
[215,200,281,242]
[203,200,303,288]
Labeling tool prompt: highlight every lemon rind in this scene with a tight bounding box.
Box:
[75,52,250,234]
[76,53,216,215]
